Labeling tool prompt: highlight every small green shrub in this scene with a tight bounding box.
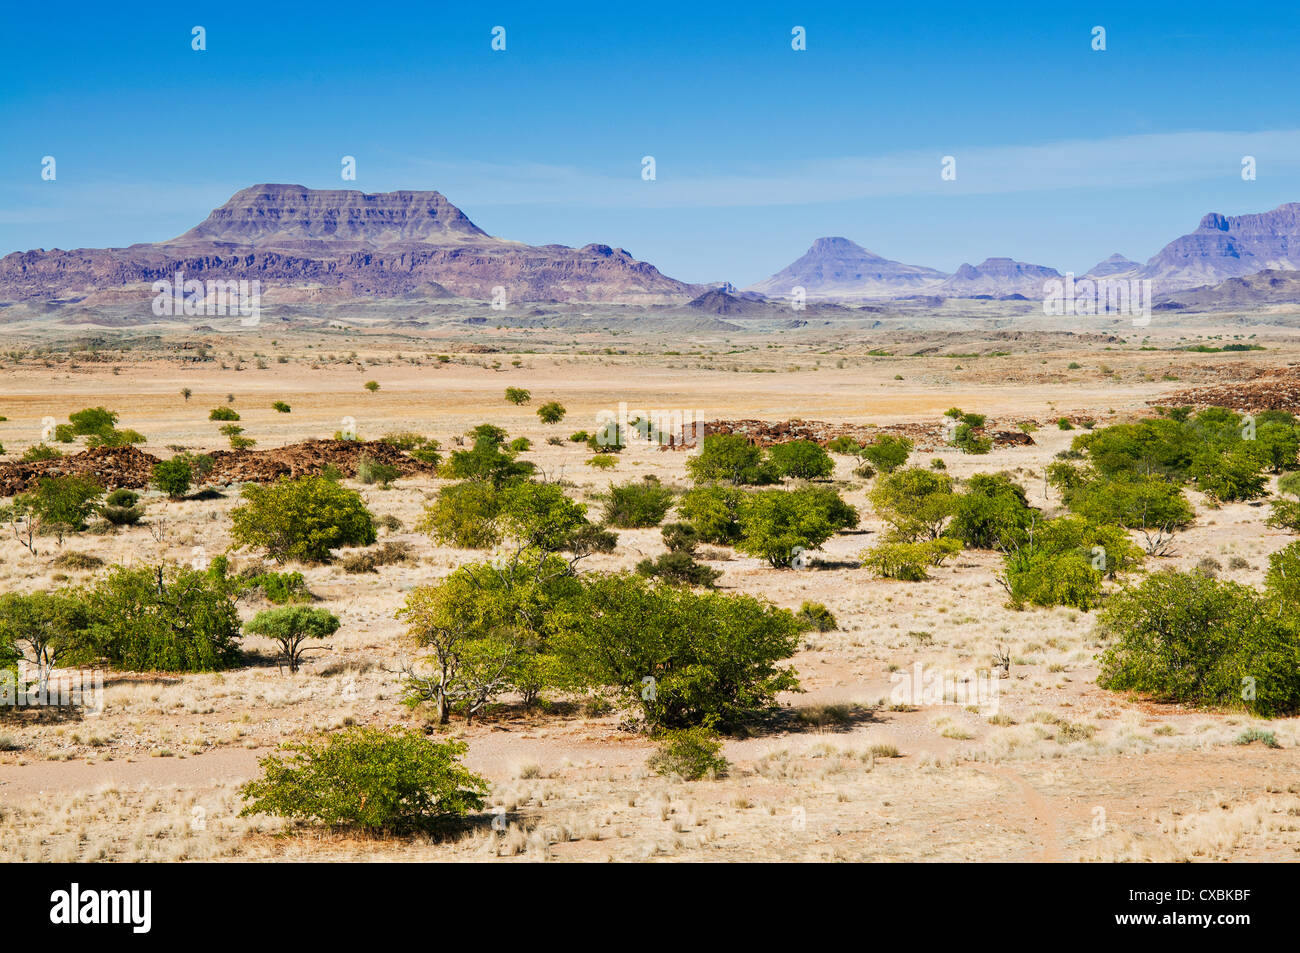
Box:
[230,476,376,563]
[859,539,961,581]
[272,401,291,413]
[604,478,675,528]
[209,407,240,421]
[795,601,837,632]
[647,728,729,780]
[239,727,489,833]
[151,457,193,499]
[766,440,834,481]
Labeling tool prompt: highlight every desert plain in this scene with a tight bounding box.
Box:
[1,309,1298,863]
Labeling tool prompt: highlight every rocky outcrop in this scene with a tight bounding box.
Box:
[937,257,1062,297]
[745,237,947,300]
[1141,203,1300,290]
[0,185,700,305]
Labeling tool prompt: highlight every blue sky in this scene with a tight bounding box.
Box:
[2,0,1299,285]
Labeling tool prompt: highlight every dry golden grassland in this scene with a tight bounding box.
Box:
[1,323,1298,862]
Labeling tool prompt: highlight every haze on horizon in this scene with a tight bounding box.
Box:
[3,0,1299,285]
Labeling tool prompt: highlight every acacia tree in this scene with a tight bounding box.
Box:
[244,607,340,673]
[0,591,90,693]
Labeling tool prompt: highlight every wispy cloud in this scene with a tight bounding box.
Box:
[402,129,1300,209]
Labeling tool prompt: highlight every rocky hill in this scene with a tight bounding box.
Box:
[0,185,699,305]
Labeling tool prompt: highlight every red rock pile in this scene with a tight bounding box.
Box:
[1161,366,1300,413]
[679,419,1034,453]
[0,440,436,497]
[0,445,161,496]
[204,440,438,484]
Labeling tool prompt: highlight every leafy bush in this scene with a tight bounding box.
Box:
[272,401,291,413]
[151,457,193,499]
[231,476,376,563]
[735,487,858,568]
[636,550,722,588]
[356,455,401,487]
[678,486,745,544]
[21,444,62,462]
[826,436,864,455]
[795,601,837,632]
[859,435,913,473]
[1003,548,1103,610]
[18,475,103,542]
[947,472,1036,549]
[1098,570,1300,715]
[647,728,728,780]
[86,564,243,671]
[244,606,340,673]
[537,401,566,424]
[766,439,834,481]
[869,467,955,541]
[587,454,616,470]
[604,478,675,528]
[859,539,961,581]
[569,431,590,443]
[418,480,503,549]
[68,406,118,435]
[504,387,531,405]
[555,572,801,730]
[209,407,240,421]
[100,488,144,526]
[953,423,992,455]
[364,380,380,392]
[239,728,488,833]
[686,434,776,485]
[443,426,534,486]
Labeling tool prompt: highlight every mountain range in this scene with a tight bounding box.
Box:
[3,186,1300,307]
[0,184,700,305]
[746,202,1300,302]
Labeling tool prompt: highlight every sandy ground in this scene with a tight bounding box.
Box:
[1,324,1298,862]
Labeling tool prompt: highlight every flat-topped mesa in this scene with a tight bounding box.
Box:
[1144,202,1300,289]
[166,184,490,247]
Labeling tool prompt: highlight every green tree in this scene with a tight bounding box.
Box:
[239,727,488,833]
[536,401,567,424]
[19,475,103,544]
[504,387,531,405]
[443,427,535,486]
[555,573,802,730]
[947,472,1036,549]
[859,435,913,474]
[604,478,675,528]
[86,564,243,671]
[686,434,777,485]
[766,439,834,481]
[1098,570,1300,716]
[244,607,341,674]
[677,485,746,544]
[0,591,90,691]
[869,467,955,541]
[151,457,193,499]
[231,476,376,563]
[735,488,858,569]
[417,480,504,549]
